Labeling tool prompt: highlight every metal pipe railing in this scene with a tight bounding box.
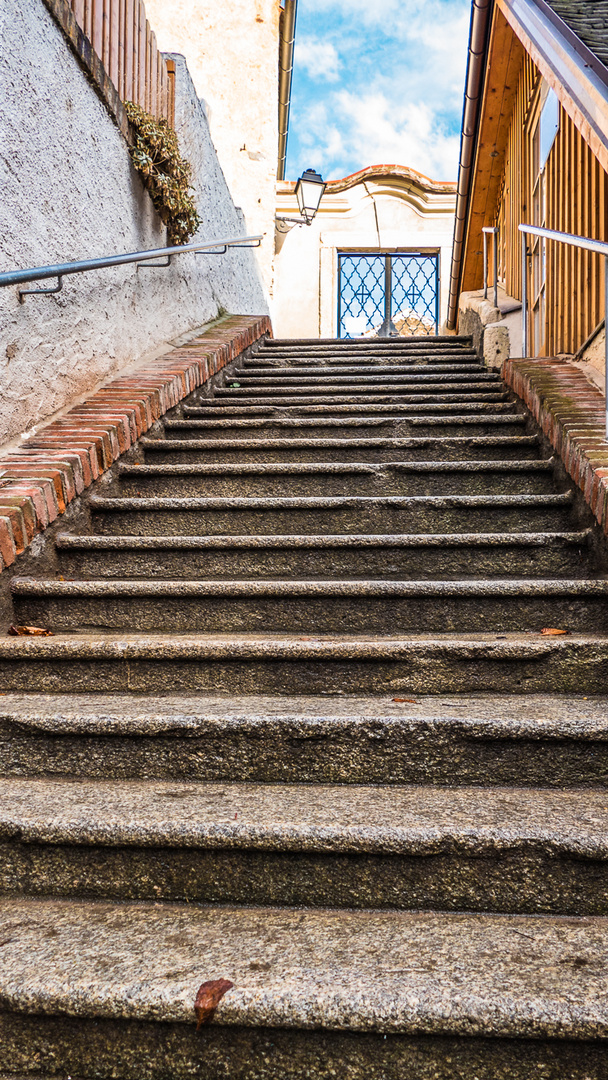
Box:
[482,226,498,309]
[519,222,608,438]
[0,234,263,302]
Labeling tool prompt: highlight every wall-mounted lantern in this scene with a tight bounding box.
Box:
[294,168,326,224]
[276,168,326,230]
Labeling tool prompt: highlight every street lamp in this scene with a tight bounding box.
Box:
[294,168,326,224]
[275,168,326,233]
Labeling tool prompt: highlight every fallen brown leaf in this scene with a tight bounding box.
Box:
[393,698,419,704]
[8,625,54,637]
[194,978,234,1028]
[540,628,570,636]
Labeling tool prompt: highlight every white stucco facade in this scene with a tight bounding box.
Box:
[144,0,281,295]
[273,167,457,339]
[0,0,267,449]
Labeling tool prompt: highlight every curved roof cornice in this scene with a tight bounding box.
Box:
[278,164,457,195]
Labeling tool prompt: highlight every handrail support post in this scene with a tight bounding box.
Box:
[605,255,608,440]
[493,229,498,310]
[18,276,63,304]
[521,231,528,358]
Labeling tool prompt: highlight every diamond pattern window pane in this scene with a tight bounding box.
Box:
[391,254,438,337]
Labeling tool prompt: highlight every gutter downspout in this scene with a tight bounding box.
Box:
[446,0,494,329]
[278,0,298,181]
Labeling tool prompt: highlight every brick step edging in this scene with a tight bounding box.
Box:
[504,356,608,535]
[0,315,271,569]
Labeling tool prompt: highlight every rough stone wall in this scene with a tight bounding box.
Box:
[0,0,268,449]
[144,0,280,295]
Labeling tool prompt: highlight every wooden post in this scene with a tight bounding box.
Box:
[72,0,85,27]
[166,58,175,128]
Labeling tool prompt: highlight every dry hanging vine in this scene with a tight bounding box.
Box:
[125,102,202,245]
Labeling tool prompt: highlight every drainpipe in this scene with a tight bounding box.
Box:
[278,0,298,181]
[446,0,493,329]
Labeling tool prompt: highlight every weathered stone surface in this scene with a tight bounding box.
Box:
[0,778,608,911]
[2,333,608,1076]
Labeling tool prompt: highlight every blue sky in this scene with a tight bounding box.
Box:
[285,0,471,183]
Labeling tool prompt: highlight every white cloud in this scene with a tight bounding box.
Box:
[288,0,470,180]
[295,36,340,82]
[297,90,460,181]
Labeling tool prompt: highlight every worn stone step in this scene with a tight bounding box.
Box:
[0,896,606,1080]
[164,414,528,439]
[0,777,606,914]
[260,333,472,344]
[256,341,474,355]
[0,631,606,694]
[201,392,507,409]
[214,377,502,397]
[140,434,542,463]
[0,691,607,787]
[12,577,608,634]
[194,392,510,406]
[55,531,592,580]
[117,460,557,499]
[238,363,485,377]
[89,493,574,537]
[184,400,516,415]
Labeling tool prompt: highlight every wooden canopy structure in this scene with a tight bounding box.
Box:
[448,0,608,357]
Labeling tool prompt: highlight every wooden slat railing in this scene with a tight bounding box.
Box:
[68,0,174,125]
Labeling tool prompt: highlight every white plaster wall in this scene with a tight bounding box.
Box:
[144,0,280,295]
[0,0,267,448]
[273,178,456,339]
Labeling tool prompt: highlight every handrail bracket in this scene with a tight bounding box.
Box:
[19,276,64,304]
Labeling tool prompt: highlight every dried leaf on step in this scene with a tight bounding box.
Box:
[194,978,234,1028]
[540,628,570,636]
[8,625,54,637]
[393,698,419,704]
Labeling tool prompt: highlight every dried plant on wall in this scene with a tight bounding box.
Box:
[125,102,202,244]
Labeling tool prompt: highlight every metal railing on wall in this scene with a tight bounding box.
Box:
[0,234,262,302]
[519,222,608,438]
[69,0,174,124]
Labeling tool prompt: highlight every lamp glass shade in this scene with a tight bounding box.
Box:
[295,169,326,220]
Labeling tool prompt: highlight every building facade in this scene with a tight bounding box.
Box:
[449,0,608,384]
[273,166,456,339]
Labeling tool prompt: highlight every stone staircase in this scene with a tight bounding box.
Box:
[0,334,607,1078]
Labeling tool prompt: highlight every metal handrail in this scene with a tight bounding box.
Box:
[519,223,608,438]
[0,234,263,302]
[482,226,498,309]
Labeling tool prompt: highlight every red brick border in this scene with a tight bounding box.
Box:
[504,356,608,536]
[0,315,271,570]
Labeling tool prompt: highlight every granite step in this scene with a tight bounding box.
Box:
[164,416,529,441]
[88,493,574,536]
[214,377,502,397]
[259,333,472,343]
[237,363,486,377]
[140,434,542,463]
[191,392,510,405]
[0,632,606,695]
[183,400,515,414]
[55,530,592,580]
[162,415,529,439]
[198,392,508,408]
[0,896,606,1080]
[255,341,474,354]
[117,460,557,498]
[0,691,607,786]
[0,777,606,913]
[12,577,608,634]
